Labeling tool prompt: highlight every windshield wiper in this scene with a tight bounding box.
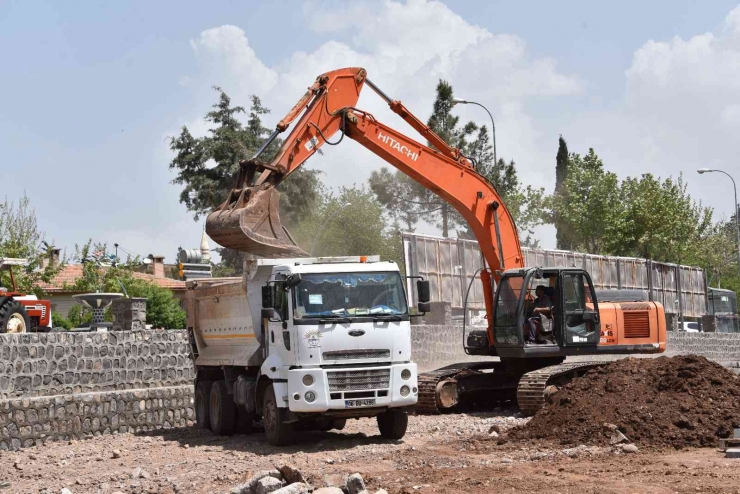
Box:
[314,314,351,324]
[372,314,404,322]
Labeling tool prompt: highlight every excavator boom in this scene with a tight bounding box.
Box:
[205,65,522,275]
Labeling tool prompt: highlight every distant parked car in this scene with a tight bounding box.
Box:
[680,321,701,333]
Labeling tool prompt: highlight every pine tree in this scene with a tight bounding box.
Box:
[555,135,571,250]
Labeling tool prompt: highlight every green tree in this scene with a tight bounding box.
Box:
[551,149,624,254]
[290,185,403,269]
[169,87,323,274]
[618,173,712,262]
[0,193,62,295]
[554,135,571,249]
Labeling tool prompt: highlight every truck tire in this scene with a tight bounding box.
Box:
[0,301,29,334]
[263,385,294,446]
[332,418,347,431]
[377,410,408,440]
[195,380,213,430]
[209,380,236,436]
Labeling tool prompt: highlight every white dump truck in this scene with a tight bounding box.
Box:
[185,255,429,446]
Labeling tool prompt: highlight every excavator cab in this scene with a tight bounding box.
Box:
[490,267,602,358]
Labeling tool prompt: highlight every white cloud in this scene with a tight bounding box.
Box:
[558,5,740,227]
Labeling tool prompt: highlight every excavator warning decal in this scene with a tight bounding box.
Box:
[377,131,419,161]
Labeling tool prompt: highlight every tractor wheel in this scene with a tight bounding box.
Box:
[0,301,29,334]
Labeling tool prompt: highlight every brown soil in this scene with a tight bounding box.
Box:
[512,355,740,449]
[1,411,738,494]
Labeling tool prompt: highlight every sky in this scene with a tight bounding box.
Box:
[2,0,740,263]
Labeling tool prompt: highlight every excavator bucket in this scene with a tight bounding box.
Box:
[205,161,308,258]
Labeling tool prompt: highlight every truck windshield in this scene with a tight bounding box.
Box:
[294,272,407,318]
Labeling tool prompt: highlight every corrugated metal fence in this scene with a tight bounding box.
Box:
[402,233,707,318]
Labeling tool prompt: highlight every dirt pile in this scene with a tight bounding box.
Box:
[512,355,740,449]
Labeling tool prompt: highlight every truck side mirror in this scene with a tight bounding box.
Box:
[286,274,302,289]
[261,285,272,308]
[417,280,431,303]
[417,301,431,314]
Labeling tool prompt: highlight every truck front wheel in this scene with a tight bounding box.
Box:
[209,380,236,436]
[377,410,408,440]
[263,385,294,446]
[195,380,213,430]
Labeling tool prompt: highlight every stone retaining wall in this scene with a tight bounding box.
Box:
[0,385,193,451]
[0,331,193,399]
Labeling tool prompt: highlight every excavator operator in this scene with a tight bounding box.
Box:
[527,285,553,344]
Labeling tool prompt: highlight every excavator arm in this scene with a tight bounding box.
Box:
[205,67,525,332]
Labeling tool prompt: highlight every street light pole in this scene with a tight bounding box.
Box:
[310,202,352,255]
[697,168,740,276]
[451,98,497,168]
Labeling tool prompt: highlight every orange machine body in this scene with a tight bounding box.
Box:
[598,302,667,351]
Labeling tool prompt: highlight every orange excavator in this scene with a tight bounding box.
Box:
[205,67,667,415]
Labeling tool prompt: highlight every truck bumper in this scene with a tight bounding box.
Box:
[287,363,418,413]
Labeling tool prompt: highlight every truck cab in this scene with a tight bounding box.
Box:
[186,255,424,446]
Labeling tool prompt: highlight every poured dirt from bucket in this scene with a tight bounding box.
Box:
[511,355,740,449]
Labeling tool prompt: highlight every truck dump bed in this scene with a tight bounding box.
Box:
[185,277,264,367]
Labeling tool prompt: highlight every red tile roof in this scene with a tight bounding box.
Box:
[37,264,186,292]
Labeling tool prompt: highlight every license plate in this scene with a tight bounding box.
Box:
[345,399,376,408]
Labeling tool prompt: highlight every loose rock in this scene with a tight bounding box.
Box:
[111,450,121,459]
[230,470,283,494]
[272,483,311,494]
[621,444,639,454]
[314,488,344,494]
[609,431,629,445]
[255,476,284,494]
[278,464,305,484]
[346,473,366,494]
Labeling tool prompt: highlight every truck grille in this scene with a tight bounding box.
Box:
[327,369,391,391]
[322,349,390,360]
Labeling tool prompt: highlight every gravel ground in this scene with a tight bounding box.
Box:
[0,408,737,494]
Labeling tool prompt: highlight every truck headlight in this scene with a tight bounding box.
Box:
[305,391,316,403]
[401,369,411,381]
[400,385,410,397]
[302,374,314,386]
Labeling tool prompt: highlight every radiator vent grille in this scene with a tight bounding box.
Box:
[322,349,390,360]
[623,311,651,338]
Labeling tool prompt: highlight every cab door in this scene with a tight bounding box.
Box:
[559,270,601,346]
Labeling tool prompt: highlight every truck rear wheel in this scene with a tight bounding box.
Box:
[195,380,213,430]
[209,380,236,436]
[263,385,294,446]
[377,410,408,440]
[0,301,29,334]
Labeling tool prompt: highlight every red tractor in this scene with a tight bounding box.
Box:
[0,258,52,333]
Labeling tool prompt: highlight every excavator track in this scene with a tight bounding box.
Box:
[416,364,474,414]
[416,362,508,415]
[516,361,605,416]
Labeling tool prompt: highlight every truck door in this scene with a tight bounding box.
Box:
[266,281,294,363]
[559,271,601,346]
